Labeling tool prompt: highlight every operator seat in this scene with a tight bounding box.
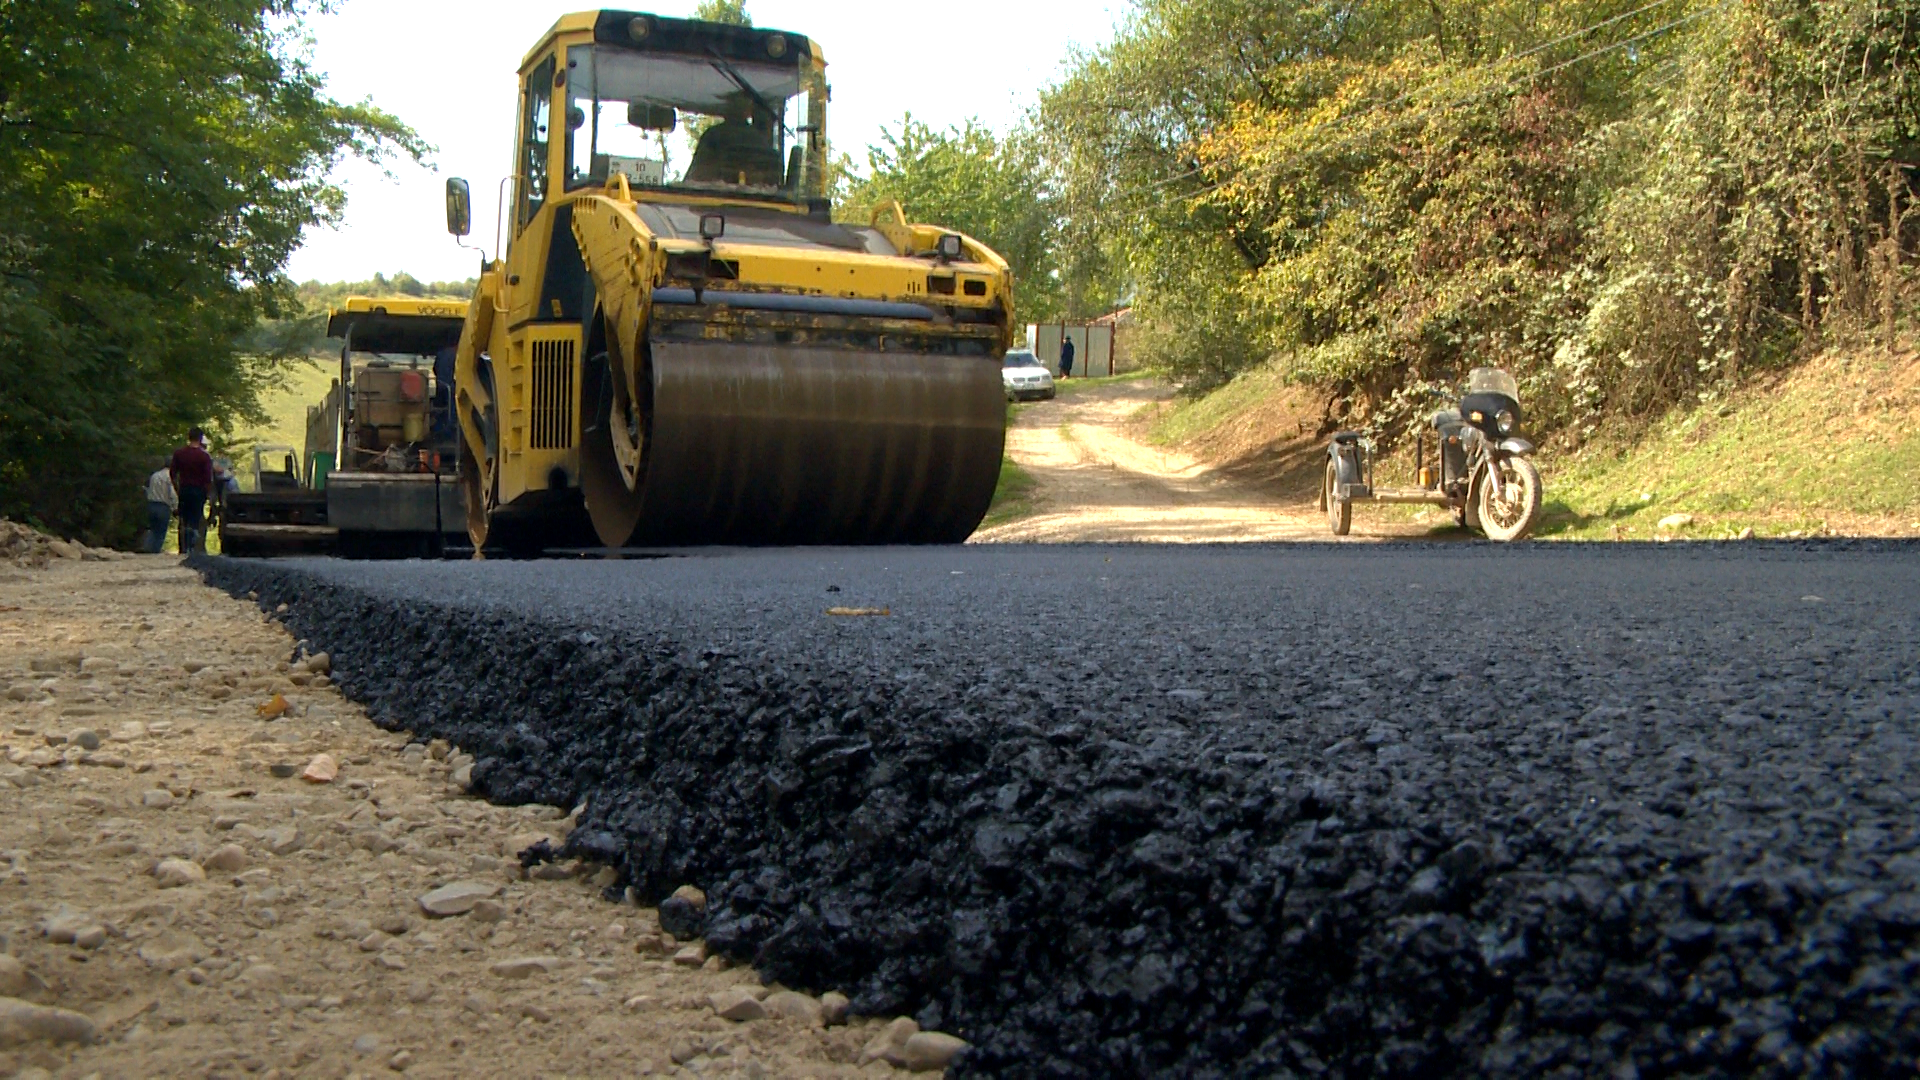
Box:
[685,117,783,187]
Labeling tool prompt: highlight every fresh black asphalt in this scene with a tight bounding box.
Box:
[199,541,1920,1078]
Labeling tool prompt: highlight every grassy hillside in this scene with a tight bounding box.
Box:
[1541,350,1920,539]
[1150,349,1920,539]
[225,359,336,491]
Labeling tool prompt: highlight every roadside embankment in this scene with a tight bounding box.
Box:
[200,543,1920,1077]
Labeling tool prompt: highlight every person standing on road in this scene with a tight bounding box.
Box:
[142,464,177,554]
[169,428,215,555]
[1059,333,1076,379]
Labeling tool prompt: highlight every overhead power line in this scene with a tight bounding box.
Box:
[1113,0,1728,213]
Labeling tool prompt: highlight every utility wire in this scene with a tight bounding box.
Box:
[1140,0,1730,213]
[1110,0,1693,202]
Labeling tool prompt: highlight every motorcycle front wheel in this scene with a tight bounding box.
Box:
[1477,456,1542,541]
[1323,460,1351,536]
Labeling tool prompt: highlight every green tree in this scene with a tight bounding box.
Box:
[845,116,1108,323]
[0,0,424,544]
[693,0,752,26]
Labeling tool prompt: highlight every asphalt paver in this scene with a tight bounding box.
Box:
[200,541,1920,1077]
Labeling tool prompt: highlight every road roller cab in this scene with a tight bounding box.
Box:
[446,10,1016,551]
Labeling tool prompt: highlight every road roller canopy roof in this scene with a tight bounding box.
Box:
[325,298,469,357]
[526,11,831,205]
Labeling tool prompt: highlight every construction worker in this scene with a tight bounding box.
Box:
[143,463,177,554]
[169,428,215,555]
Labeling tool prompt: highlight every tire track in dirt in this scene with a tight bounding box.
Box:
[970,380,1371,543]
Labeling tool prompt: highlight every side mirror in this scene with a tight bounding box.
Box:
[445,178,471,238]
[627,102,678,132]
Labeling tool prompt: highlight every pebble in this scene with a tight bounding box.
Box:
[469,899,506,924]
[859,1017,921,1067]
[305,652,331,675]
[40,907,93,944]
[301,753,338,783]
[488,956,561,979]
[141,789,174,810]
[0,996,96,1047]
[417,880,500,918]
[202,844,248,873]
[73,926,108,950]
[902,1031,969,1071]
[388,1049,414,1072]
[450,763,474,790]
[68,729,101,751]
[764,990,824,1026]
[709,987,768,1022]
[671,944,707,967]
[152,859,206,888]
[352,1033,380,1055]
[820,991,850,1026]
[0,957,47,999]
[268,763,298,779]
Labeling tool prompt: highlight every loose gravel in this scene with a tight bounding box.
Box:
[201,541,1920,1078]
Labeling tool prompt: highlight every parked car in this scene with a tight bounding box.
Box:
[1002,350,1056,401]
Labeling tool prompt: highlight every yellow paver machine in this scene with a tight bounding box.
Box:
[444,10,1014,551]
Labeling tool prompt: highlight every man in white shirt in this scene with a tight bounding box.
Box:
[143,466,177,553]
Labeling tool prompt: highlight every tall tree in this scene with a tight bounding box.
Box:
[693,0,752,26]
[846,116,1112,323]
[0,0,423,543]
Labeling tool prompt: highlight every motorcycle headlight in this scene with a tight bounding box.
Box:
[1496,409,1516,435]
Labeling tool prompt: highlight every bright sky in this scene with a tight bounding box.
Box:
[286,0,1129,284]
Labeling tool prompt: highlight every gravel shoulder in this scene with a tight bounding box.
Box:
[0,558,924,1079]
[971,380,1425,543]
[196,542,1920,1077]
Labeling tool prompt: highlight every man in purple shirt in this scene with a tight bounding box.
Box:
[169,428,215,555]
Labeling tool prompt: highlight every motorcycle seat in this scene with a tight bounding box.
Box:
[1331,430,1364,445]
[1430,408,1463,432]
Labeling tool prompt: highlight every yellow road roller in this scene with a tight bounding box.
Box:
[444,10,1015,550]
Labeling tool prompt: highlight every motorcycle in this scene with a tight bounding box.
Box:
[1320,367,1544,541]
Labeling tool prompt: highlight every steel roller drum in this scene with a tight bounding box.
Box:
[582,340,1006,547]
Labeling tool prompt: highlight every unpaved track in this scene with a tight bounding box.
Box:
[972,380,1346,543]
[0,558,908,1079]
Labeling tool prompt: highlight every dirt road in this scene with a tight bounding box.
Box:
[970,380,1351,543]
[0,556,941,1079]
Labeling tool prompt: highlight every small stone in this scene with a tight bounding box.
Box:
[469,899,506,924]
[450,763,474,790]
[352,1033,380,1055]
[202,844,248,873]
[418,880,500,918]
[239,964,281,989]
[669,1039,699,1066]
[404,981,435,1004]
[73,926,108,950]
[40,907,92,944]
[670,944,706,968]
[659,884,708,938]
[1737,526,1755,540]
[1657,513,1694,530]
[301,754,338,783]
[859,1016,921,1067]
[764,990,824,1027]
[0,996,96,1046]
[710,988,767,1022]
[68,730,101,751]
[141,789,174,810]
[427,740,449,761]
[820,991,850,1026]
[388,1049,414,1072]
[903,1032,969,1072]
[153,859,206,888]
[268,763,299,779]
[0,957,47,1000]
[305,652,331,675]
[489,956,561,979]
[375,954,408,971]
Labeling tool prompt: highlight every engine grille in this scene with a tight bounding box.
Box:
[530,339,576,450]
